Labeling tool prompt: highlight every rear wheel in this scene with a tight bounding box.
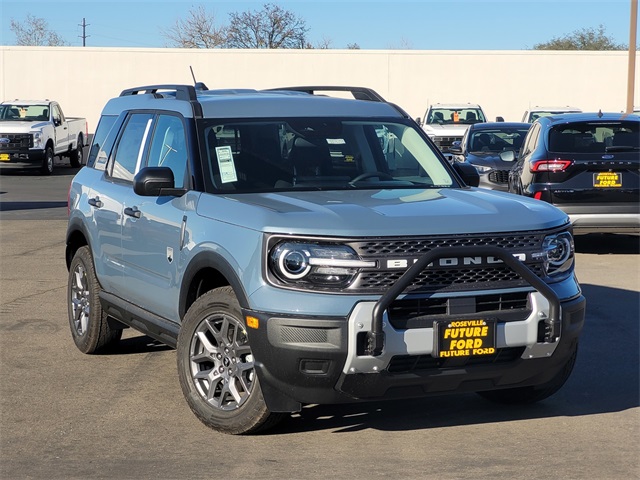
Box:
[477,342,578,404]
[67,246,122,353]
[177,287,285,434]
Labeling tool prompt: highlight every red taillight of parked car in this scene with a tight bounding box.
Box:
[530,160,572,173]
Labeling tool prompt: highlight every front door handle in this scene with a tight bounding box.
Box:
[124,206,141,218]
[88,197,103,208]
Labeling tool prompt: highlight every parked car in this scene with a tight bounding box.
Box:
[522,106,582,123]
[0,100,87,174]
[507,112,639,234]
[418,103,488,160]
[66,83,584,434]
[449,122,531,191]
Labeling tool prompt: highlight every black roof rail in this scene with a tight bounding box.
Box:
[119,84,203,118]
[267,86,387,102]
[119,84,198,102]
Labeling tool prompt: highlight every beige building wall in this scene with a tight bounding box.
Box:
[1,46,637,132]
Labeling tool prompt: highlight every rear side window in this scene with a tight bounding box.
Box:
[109,113,153,182]
[548,121,639,153]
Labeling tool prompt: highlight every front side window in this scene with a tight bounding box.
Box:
[146,114,188,187]
[199,118,455,193]
[109,113,153,182]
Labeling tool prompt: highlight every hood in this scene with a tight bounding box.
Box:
[423,124,471,137]
[196,188,568,237]
[0,121,48,132]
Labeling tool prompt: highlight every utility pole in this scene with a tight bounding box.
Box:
[78,18,90,47]
[627,0,637,113]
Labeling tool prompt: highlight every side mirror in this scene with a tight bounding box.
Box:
[496,116,505,122]
[499,150,516,162]
[415,117,422,125]
[452,162,480,187]
[448,141,463,155]
[134,166,185,197]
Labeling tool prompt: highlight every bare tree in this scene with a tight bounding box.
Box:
[346,43,361,50]
[163,5,227,48]
[10,14,67,46]
[226,3,309,49]
[534,25,626,50]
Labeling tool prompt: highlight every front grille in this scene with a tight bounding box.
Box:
[388,347,525,373]
[345,232,547,294]
[488,170,510,184]
[433,136,463,152]
[0,133,33,149]
[387,292,531,329]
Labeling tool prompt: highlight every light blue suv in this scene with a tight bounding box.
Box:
[66,84,585,434]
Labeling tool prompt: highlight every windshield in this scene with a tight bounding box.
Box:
[199,118,456,193]
[0,104,49,121]
[427,108,486,125]
[469,127,529,153]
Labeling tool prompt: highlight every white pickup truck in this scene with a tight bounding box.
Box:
[0,100,87,174]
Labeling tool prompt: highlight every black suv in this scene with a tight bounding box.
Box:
[507,112,640,234]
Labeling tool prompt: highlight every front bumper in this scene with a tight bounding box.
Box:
[246,288,585,412]
[0,149,45,168]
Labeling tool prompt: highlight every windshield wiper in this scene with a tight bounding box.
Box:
[605,146,640,152]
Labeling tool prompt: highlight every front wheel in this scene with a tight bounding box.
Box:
[177,287,285,434]
[67,246,122,353]
[477,342,578,404]
[70,138,83,168]
[41,146,54,175]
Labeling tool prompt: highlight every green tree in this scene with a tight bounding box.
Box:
[10,14,67,46]
[533,25,626,50]
[226,3,308,48]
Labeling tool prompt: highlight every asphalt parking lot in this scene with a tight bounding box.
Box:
[1,167,639,480]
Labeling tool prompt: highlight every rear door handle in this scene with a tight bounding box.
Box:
[124,206,141,219]
[88,197,103,208]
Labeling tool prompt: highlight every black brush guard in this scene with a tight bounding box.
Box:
[366,246,561,356]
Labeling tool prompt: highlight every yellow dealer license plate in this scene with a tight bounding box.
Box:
[0,153,10,161]
[434,319,496,358]
[594,172,621,188]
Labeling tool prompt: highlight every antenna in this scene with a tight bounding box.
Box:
[189,66,208,91]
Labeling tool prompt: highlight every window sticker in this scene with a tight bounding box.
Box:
[215,145,238,183]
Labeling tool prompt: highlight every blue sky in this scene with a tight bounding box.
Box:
[0,0,635,50]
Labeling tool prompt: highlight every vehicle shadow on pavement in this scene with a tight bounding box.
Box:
[0,201,68,211]
[98,334,173,355]
[270,281,639,435]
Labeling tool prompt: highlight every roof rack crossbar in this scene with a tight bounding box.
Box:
[119,84,198,102]
[266,86,387,103]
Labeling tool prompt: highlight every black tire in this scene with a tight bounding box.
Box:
[67,246,122,354]
[41,145,54,175]
[70,138,83,168]
[177,287,285,434]
[477,342,578,404]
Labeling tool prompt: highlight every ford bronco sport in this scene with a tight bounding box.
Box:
[66,84,585,434]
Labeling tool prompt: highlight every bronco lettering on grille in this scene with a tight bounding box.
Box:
[385,253,527,269]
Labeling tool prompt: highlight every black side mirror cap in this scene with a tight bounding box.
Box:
[448,141,463,154]
[452,162,480,187]
[496,116,505,122]
[134,167,186,197]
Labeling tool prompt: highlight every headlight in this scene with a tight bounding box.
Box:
[32,131,43,148]
[471,164,492,173]
[269,242,374,288]
[541,231,574,277]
